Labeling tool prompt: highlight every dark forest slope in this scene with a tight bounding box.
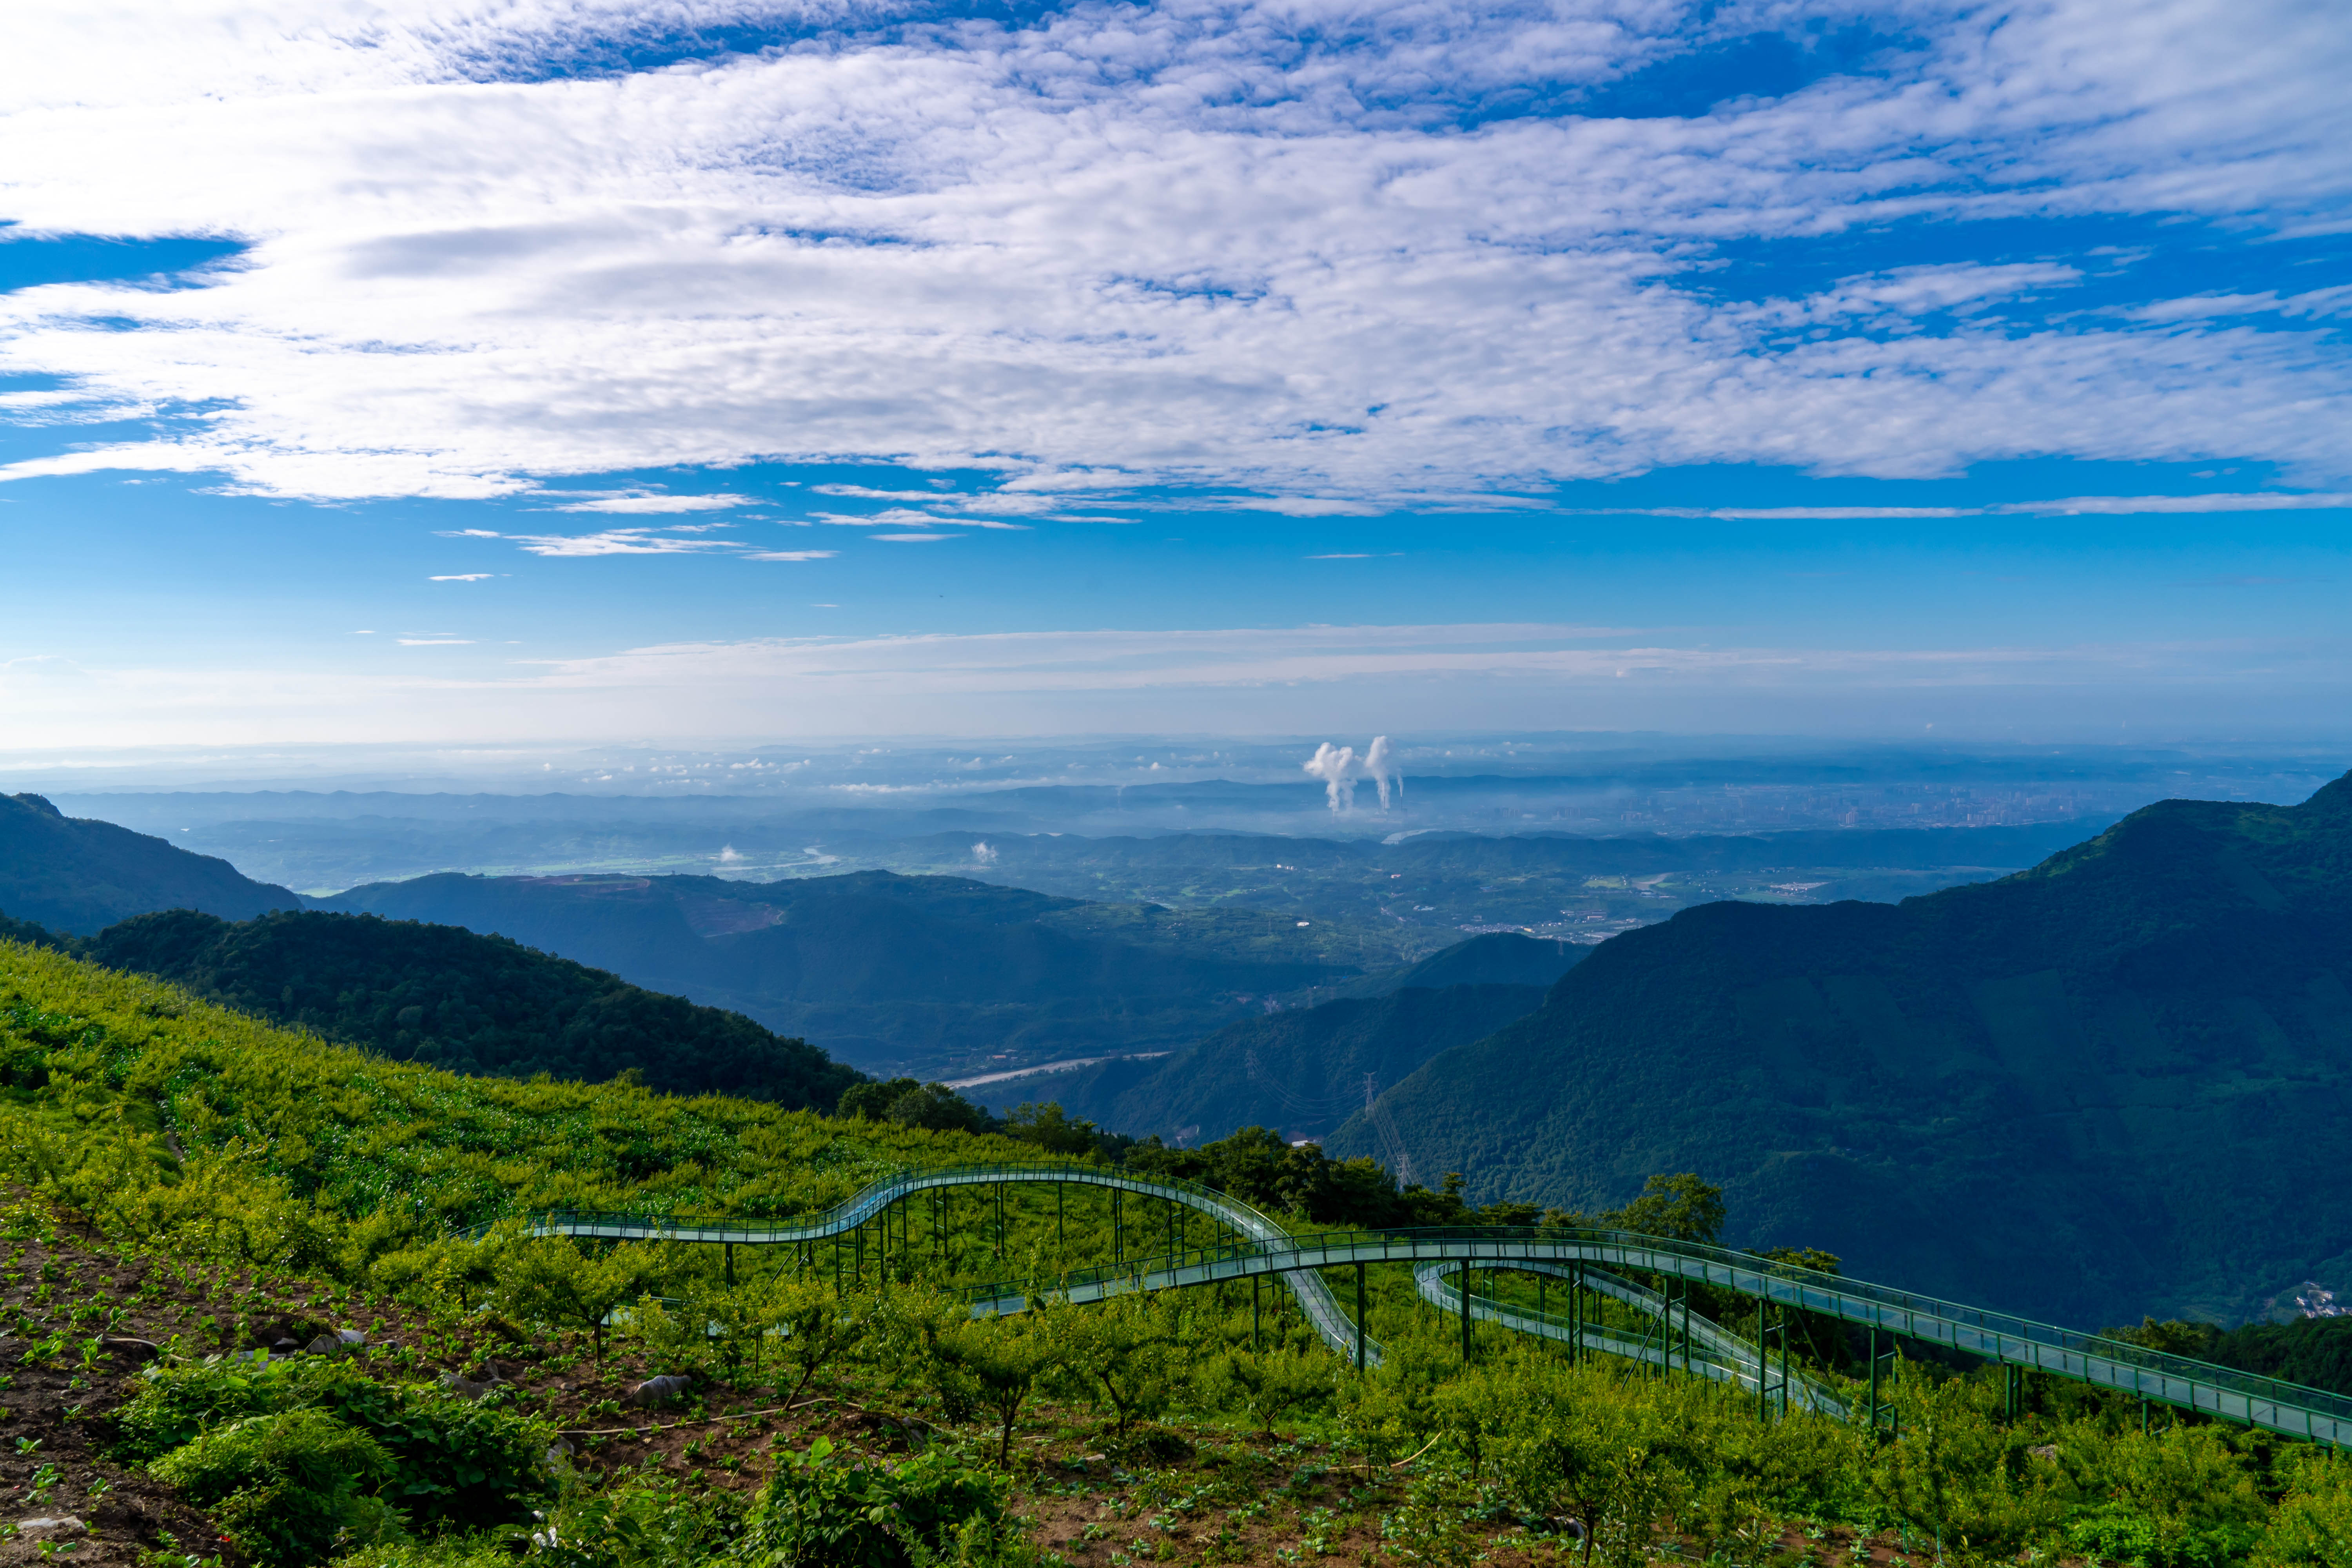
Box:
[1365,932,1583,993]
[0,792,298,933]
[976,979,1546,1144]
[319,869,1354,1077]
[1328,772,2352,1328]
[89,907,861,1107]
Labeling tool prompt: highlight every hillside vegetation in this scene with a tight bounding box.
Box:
[319,868,1387,1078]
[2,936,2350,1568]
[84,906,861,1107]
[4,940,2352,1568]
[1330,772,2352,1328]
[0,790,298,933]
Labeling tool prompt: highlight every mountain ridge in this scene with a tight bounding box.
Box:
[0,791,299,933]
[1327,773,2352,1328]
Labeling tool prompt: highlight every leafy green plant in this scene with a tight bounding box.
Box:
[114,1354,550,1532]
[2254,1448,2352,1567]
[739,1438,1009,1568]
[151,1406,399,1566]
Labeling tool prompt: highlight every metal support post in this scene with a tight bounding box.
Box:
[1868,1327,1880,1435]
[1114,1191,1123,1263]
[1460,1259,1473,1364]
[1868,1327,1898,1440]
[1779,1307,1790,1417]
[725,1243,735,1288]
[1355,1263,1367,1373]
[1057,1182,1064,1248]
[1252,1275,1261,1350]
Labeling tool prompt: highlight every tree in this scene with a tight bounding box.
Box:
[1055,1290,1188,1438]
[1548,1173,1727,1244]
[922,1307,1066,1465]
[1214,1339,1338,1439]
[837,1078,989,1133]
[768,1278,878,1408]
[490,1238,663,1367]
[1001,1102,1101,1156]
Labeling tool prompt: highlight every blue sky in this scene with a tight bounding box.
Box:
[1,0,2347,755]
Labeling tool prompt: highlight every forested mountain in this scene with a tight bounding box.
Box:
[318,869,1357,1078]
[976,978,1546,1145]
[0,791,298,933]
[1352,931,1583,993]
[87,907,861,1107]
[1326,772,2352,1327]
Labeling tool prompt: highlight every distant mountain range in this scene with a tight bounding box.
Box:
[316,869,1363,1078]
[1328,772,2352,1327]
[972,932,1582,1144]
[0,792,297,933]
[86,907,858,1107]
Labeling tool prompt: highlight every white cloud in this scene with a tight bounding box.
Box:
[1565,493,2352,519]
[540,491,759,514]
[497,528,739,557]
[429,572,501,581]
[0,0,2345,505]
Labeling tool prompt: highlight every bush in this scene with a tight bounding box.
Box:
[332,1533,524,1568]
[2256,1449,2352,1567]
[739,1438,1008,1568]
[115,1355,550,1533]
[151,1406,399,1565]
[113,1353,294,1463]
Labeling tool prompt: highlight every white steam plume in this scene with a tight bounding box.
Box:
[1303,736,1403,815]
[1364,735,1400,810]
[1303,742,1359,814]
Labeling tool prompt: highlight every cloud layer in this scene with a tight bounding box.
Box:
[1,0,2348,505]
[7,618,2347,750]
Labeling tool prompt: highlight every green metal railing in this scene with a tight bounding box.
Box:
[479,1161,2349,1445]
[1413,1260,1849,1416]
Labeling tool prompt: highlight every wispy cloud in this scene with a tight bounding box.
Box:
[1566,494,2352,521]
[539,491,759,515]
[433,524,833,561]
[429,573,501,581]
[0,0,2344,503]
[8,619,2347,748]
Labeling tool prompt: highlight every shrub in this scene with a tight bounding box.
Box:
[115,1355,550,1532]
[2256,1449,2352,1567]
[151,1406,399,1565]
[739,1438,1007,1568]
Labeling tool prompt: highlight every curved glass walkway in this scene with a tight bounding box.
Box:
[498,1160,2349,1446]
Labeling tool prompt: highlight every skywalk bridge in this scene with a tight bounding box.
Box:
[492,1159,2350,1447]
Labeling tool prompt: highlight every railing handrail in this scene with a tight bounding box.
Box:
[465,1161,2348,1436]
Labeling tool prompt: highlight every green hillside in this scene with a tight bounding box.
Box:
[4,934,2352,1568]
[977,978,1546,1143]
[0,790,299,932]
[84,906,861,1108]
[319,869,1384,1079]
[1328,772,2352,1328]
